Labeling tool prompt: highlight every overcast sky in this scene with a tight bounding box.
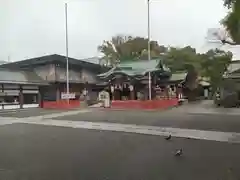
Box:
[2,0,239,62]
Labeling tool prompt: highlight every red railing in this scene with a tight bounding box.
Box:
[111,98,179,110]
[42,100,81,109]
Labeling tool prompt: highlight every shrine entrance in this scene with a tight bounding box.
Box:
[111,83,135,100]
[109,75,136,101]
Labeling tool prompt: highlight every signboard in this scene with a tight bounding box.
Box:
[61,93,76,99]
[129,85,134,91]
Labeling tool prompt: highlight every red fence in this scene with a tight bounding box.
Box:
[42,100,81,109]
[111,99,179,110]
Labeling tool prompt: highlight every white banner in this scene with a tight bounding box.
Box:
[61,93,76,99]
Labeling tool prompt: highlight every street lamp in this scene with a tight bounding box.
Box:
[65,3,69,103]
[147,0,152,100]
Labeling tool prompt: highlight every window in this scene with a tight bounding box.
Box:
[0,96,19,104]
[23,94,38,104]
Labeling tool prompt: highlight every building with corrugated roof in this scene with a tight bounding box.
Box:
[0,54,109,109]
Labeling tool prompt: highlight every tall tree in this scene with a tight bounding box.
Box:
[200,49,232,91]
[162,46,201,100]
[98,35,167,66]
[163,47,232,95]
[221,0,240,44]
[162,46,201,72]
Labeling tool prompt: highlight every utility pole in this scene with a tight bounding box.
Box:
[65,3,70,103]
[147,0,152,100]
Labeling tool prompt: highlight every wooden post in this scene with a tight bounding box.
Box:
[38,89,42,108]
[0,84,3,110]
[56,83,61,101]
[19,85,23,109]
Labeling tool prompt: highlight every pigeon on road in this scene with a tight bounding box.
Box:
[165,134,172,140]
[175,149,183,156]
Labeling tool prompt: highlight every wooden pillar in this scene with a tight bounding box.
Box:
[114,84,120,100]
[56,86,60,101]
[19,85,23,109]
[38,89,42,108]
[84,81,89,101]
[1,84,3,110]
[153,75,157,86]
[167,85,170,99]
[173,85,177,99]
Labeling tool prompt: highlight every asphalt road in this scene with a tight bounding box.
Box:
[53,109,240,133]
[0,123,240,180]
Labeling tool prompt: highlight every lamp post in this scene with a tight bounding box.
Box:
[147,0,152,100]
[65,3,70,103]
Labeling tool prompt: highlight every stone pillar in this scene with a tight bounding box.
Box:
[38,90,42,108]
[129,85,134,100]
[19,86,23,109]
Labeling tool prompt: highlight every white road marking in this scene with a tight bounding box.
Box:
[24,109,92,120]
[18,119,240,144]
[0,118,21,126]
[0,109,31,114]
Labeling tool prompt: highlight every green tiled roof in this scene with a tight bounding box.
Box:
[119,59,160,69]
[98,59,169,78]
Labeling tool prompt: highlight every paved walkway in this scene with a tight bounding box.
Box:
[6,118,240,144]
[23,109,92,120]
[1,104,240,144]
[169,100,240,115]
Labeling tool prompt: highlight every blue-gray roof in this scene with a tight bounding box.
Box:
[0,54,109,73]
